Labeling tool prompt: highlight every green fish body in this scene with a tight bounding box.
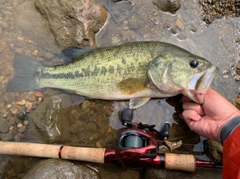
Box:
[7,41,218,108]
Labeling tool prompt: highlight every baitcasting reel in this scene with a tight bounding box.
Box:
[115,108,170,168]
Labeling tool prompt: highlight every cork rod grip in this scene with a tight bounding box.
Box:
[0,141,106,164]
[164,153,196,172]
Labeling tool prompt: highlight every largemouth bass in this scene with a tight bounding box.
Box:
[7,41,218,109]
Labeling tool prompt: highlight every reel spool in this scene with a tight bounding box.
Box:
[117,130,148,149]
[124,135,143,148]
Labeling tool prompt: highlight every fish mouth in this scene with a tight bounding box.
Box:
[183,66,218,104]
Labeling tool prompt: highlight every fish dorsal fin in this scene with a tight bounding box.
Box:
[62,46,96,60]
[129,97,151,109]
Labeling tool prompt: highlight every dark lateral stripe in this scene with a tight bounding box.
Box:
[41,71,84,79]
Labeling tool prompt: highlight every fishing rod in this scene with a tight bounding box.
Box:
[0,108,222,172]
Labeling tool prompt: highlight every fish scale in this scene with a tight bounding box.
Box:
[40,43,156,96]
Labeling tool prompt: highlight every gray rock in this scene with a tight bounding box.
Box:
[23,159,99,179]
[14,1,59,52]
[34,0,107,48]
[152,0,181,14]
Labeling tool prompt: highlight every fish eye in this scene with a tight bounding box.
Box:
[189,60,199,68]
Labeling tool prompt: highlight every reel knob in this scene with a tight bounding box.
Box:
[159,122,170,140]
[120,108,133,126]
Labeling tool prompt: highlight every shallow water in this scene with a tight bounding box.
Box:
[0,0,239,178]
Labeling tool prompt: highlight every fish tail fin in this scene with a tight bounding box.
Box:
[7,53,41,91]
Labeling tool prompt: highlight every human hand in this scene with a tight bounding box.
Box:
[182,88,240,142]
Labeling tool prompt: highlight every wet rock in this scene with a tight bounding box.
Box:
[27,94,72,143]
[152,0,181,14]
[204,139,223,162]
[34,0,107,48]
[144,167,222,179]
[22,159,99,179]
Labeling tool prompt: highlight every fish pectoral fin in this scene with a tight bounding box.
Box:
[129,97,151,109]
[62,46,96,60]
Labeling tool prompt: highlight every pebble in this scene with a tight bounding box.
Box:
[9,126,14,131]
[16,108,26,120]
[25,102,33,112]
[18,125,26,133]
[170,28,177,34]
[10,106,18,115]
[222,69,230,74]
[35,91,43,97]
[81,100,91,112]
[177,34,187,40]
[0,121,9,133]
[43,52,55,60]
[190,27,197,33]
[8,117,16,125]
[17,36,24,41]
[14,134,21,142]
[6,104,11,109]
[17,100,26,106]
[96,142,102,148]
[234,76,240,81]
[1,133,13,141]
[23,120,29,126]
[176,19,184,30]
[223,75,229,78]
[236,97,240,105]
[27,94,36,102]
[37,97,43,105]
[236,63,240,70]
[17,123,23,128]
